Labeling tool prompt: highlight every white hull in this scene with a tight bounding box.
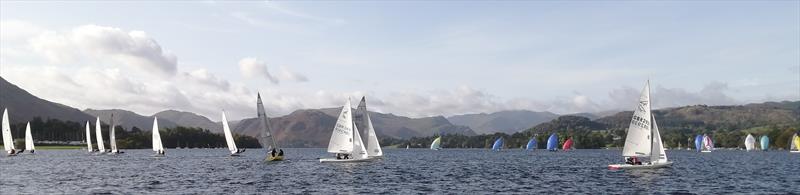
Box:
[701,151,712,153]
[790,151,800,153]
[367,155,383,159]
[319,158,375,163]
[608,161,672,169]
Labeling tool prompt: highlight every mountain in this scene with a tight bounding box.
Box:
[447,110,558,134]
[84,109,178,131]
[154,110,222,133]
[231,107,476,147]
[0,76,94,124]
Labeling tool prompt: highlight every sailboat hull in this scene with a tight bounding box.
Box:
[790,151,800,153]
[608,161,672,169]
[700,150,711,153]
[319,158,375,163]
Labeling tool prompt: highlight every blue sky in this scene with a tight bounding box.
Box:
[1,1,798,120]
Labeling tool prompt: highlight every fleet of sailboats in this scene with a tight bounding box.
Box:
[608,81,672,169]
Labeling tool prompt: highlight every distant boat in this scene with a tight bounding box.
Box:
[701,134,713,153]
[152,117,165,156]
[694,135,703,152]
[608,80,672,169]
[526,138,537,150]
[95,117,106,153]
[356,97,382,158]
[492,137,504,151]
[546,133,558,151]
[406,145,409,149]
[2,108,18,156]
[760,135,769,151]
[222,111,244,156]
[744,134,756,151]
[562,137,574,151]
[109,114,120,154]
[790,133,799,153]
[24,122,34,154]
[85,121,94,153]
[257,93,280,161]
[430,137,442,150]
[320,99,371,163]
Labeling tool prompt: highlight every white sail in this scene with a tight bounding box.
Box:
[650,117,667,163]
[430,137,442,150]
[95,117,105,152]
[222,111,238,154]
[790,133,799,152]
[745,134,756,151]
[25,122,34,152]
[109,114,117,153]
[357,97,382,157]
[622,81,652,158]
[152,117,164,153]
[2,109,15,153]
[257,93,278,150]
[326,99,354,154]
[351,122,368,159]
[85,121,93,152]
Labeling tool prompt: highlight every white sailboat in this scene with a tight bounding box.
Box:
[430,137,442,150]
[790,133,799,153]
[2,108,17,156]
[85,121,94,152]
[320,99,372,163]
[95,117,106,153]
[609,81,672,169]
[109,114,120,154]
[257,93,280,161]
[152,117,165,156]
[24,122,34,154]
[221,111,244,156]
[701,134,713,153]
[356,97,383,158]
[744,134,756,151]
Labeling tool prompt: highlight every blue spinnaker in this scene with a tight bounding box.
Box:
[547,133,558,151]
[694,135,703,152]
[526,138,537,150]
[492,137,504,150]
[760,135,769,151]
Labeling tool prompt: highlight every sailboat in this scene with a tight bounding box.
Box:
[760,135,769,151]
[406,145,410,149]
[85,121,94,153]
[356,97,382,158]
[701,134,713,153]
[152,117,165,156]
[95,117,106,153]
[790,133,799,153]
[546,133,558,151]
[24,122,34,154]
[430,137,442,150]
[694,135,703,152]
[526,138,537,150]
[744,134,756,151]
[492,137,504,151]
[608,81,672,169]
[562,137,574,151]
[109,114,121,154]
[320,99,371,163]
[222,111,244,156]
[257,93,280,161]
[2,109,18,156]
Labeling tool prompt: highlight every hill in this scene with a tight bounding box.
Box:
[447,110,558,134]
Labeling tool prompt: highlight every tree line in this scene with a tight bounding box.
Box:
[2,117,262,149]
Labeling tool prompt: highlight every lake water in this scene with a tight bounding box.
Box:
[1,148,798,194]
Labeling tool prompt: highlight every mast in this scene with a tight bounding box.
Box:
[648,80,656,162]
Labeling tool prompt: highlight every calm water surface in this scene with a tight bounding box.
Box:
[1,148,798,194]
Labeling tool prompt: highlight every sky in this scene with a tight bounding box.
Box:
[1,1,798,121]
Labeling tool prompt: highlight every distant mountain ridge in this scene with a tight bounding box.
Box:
[84,109,179,131]
[0,76,94,124]
[154,110,222,133]
[447,110,558,134]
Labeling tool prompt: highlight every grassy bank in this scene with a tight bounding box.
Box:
[0,145,83,150]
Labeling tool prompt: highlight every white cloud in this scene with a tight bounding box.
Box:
[239,57,278,84]
[277,66,308,82]
[0,20,44,43]
[28,25,178,76]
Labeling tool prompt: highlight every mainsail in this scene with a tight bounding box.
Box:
[95,117,106,153]
[25,122,34,152]
[109,114,117,153]
[622,82,652,158]
[745,134,756,151]
[327,99,355,154]
[152,117,164,153]
[257,93,278,150]
[222,111,238,154]
[356,97,382,157]
[791,133,799,152]
[430,137,442,150]
[2,109,15,153]
[85,121,93,152]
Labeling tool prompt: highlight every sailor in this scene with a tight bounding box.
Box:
[625,157,634,165]
[8,148,15,155]
[278,149,284,156]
